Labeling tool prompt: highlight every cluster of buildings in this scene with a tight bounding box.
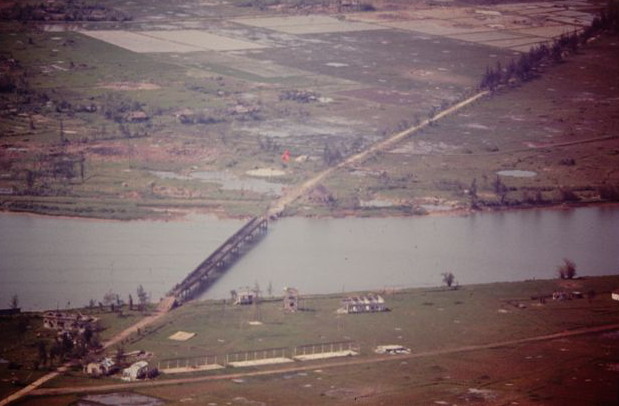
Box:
[42,311,154,381]
[85,357,152,381]
[45,287,393,383]
[232,287,388,314]
[43,311,98,332]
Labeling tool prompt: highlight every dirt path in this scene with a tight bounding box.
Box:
[27,322,619,398]
[102,296,176,350]
[267,91,489,217]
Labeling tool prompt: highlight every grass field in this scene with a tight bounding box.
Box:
[4,275,618,405]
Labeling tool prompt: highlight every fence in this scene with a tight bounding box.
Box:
[158,355,219,371]
[293,341,358,358]
[225,347,289,366]
[158,341,359,373]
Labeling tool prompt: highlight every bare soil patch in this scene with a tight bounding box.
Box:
[246,168,286,177]
[80,30,267,53]
[231,15,383,34]
[98,82,161,90]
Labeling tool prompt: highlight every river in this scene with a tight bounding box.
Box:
[1,206,618,311]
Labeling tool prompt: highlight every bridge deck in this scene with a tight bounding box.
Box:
[168,216,267,303]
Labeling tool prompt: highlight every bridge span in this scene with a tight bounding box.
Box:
[167,216,268,306]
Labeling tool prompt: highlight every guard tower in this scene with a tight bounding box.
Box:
[283,287,299,312]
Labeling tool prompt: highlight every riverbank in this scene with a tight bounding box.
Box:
[4,274,619,405]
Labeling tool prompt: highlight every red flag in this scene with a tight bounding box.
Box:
[281,149,290,162]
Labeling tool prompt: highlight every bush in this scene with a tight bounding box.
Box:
[557,258,577,279]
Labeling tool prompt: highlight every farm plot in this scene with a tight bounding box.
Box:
[239,28,514,97]
[80,29,268,53]
[347,1,600,52]
[231,15,384,35]
[183,50,315,79]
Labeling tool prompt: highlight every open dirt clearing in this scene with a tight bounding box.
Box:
[80,30,267,53]
[231,15,384,34]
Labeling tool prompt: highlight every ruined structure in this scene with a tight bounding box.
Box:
[121,360,150,382]
[43,311,98,332]
[232,288,258,305]
[283,287,299,312]
[85,357,116,377]
[337,294,387,314]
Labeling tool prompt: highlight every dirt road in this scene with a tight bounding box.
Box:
[267,91,489,217]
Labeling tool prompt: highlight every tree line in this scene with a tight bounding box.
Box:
[0,0,132,22]
[480,0,619,90]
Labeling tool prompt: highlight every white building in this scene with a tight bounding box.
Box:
[85,357,115,377]
[232,288,258,305]
[337,294,388,314]
[122,361,149,382]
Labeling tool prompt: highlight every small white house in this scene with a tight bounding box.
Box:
[122,360,149,382]
[232,288,258,305]
[612,290,619,301]
[85,357,115,377]
[374,345,411,355]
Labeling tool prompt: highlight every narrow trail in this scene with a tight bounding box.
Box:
[28,322,619,398]
[267,91,489,217]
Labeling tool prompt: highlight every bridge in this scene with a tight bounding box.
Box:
[167,216,268,306]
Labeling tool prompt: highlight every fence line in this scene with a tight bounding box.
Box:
[158,354,218,371]
[225,347,287,366]
[159,341,358,370]
[294,341,356,357]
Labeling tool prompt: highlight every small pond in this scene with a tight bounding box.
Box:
[496,170,537,178]
[150,170,283,195]
[77,392,164,406]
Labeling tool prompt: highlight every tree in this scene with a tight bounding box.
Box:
[128,294,134,311]
[103,290,116,311]
[60,332,74,359]
[36,340,48,369]
[557,258,577,279]
[469,178,478,209]
[83,325,93,346]
[493,175,508,204]
[9,294,19,310]
[114,346,126,366]
[137,285,148,311]
[49,342,62,365]
[442,272,455,289]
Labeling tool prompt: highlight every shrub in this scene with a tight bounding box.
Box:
[557,258,577,279]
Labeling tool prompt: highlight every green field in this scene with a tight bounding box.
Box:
[4,275,618,405]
